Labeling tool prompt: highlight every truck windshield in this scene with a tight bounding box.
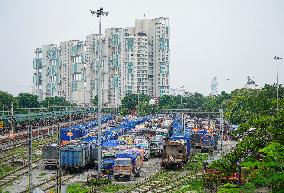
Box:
[151,142,163,147]
[138,143,148,149]
[114,159,131,166]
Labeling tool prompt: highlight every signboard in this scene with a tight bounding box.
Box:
[193,128,199,132]
[67,132,73,137]
[0,121,3,129]
[9,132,16,139]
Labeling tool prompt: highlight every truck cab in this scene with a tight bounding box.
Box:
[113,158,134,180]
[135,143,150,161]
[101,152,116,174]
[150,138,164,156]
[113,150,142,181]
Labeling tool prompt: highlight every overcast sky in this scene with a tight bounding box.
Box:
[0,0,284,96]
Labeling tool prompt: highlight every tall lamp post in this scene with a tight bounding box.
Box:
[274,56,282,112]
[180,86,184,105]
[90,7,109,176]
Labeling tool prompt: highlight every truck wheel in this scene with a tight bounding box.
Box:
[129,174,134,181]
[135,170,141,177]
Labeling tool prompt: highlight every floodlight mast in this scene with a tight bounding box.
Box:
[90,7,108,177]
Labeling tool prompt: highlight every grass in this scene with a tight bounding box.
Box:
[0,134,57,180]
[65,153,210,193]
[39,172,47,177]
[101,184,127,192]
[0,190,10,193]
[67,183,91,193]
[173,153,209,193]
[0,165,13,179]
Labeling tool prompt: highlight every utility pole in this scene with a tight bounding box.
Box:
[28,109,32,193]
[90,7,109,177]
[18,107,47,193]
[56,123,62,193]
[10,102,15,163]
[274,56,282,112]
[10,102,14,135]
[219,108,224,154]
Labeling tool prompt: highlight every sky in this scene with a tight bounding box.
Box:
[0,0,284,96]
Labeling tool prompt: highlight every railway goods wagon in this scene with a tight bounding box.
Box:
[80,136,99,165]
[161,136,191,169]
[42,143,58,168]
[59,116,149,171]
[60,142,92,170]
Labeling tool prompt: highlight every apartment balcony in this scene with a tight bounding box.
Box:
[33,58,42,69]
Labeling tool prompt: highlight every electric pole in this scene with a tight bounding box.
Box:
[56,123,62,193]
[274,56,282,112]
[90,7,109,177]
[18,107,47,193]
[219,108,224,154]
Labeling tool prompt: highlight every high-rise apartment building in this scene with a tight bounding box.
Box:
[33,17,170,107]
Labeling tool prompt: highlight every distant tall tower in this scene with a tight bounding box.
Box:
[210,77,218,96]
[245,76,257,89]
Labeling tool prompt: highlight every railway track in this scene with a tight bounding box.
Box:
[18,173,76,193]
[0,159,41,188]
[0,132,56,154]
[0,135,56,167]
[0,116,95,152]
[129,170,196,193]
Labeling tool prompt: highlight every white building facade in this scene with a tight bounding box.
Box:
[33,17,170,107]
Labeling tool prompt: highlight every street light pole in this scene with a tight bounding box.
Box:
[274,56,282,112]
[90,7,109,177]
[180,86,184,106]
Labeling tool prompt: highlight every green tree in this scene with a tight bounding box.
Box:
[17,93,39,108]
[91,95,98,107]
[120,93,151,115]
[41,96,71,108]
[0,91,16,111]
[184,92,205,110]
[159,95,177,109]
[225,88,274,124]
[137,100,159,116]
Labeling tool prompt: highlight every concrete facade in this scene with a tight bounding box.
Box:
[33,17,170,107]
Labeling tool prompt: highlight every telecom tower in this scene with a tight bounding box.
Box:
[210,77,218,96]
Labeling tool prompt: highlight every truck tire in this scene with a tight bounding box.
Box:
[135,170,141,177]
[129,173,134,181]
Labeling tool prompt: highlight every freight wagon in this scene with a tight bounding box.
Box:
[59,117,150,171]
[42,143,58,168]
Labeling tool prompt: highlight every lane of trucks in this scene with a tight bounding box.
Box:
[42,113,221,182]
